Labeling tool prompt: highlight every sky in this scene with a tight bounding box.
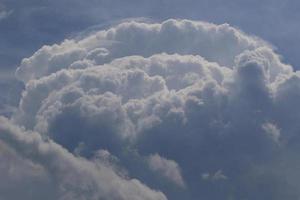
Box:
[1,1,300,200]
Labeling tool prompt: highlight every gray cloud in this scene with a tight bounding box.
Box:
[147,154,185,187]
[0,9,12,21]
[1,19,300,200]
[0,117,167,200]
[2,0,300,125]
[202,170,228,182]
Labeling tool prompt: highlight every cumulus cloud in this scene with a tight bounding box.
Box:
[16,19,265,82]
[1,19,300,199]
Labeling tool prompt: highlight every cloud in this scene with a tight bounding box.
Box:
[0,10,11,20]
[147,154,185,187]
[2,19,300,199]
[262,122,281,143]
[0,117,167,200]
[16,19,265,83]
[202,170,227,181]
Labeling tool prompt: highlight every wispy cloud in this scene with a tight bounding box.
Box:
[0,8,12,21]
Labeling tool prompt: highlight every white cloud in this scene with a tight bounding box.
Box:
[16,19,266,83]
[147,154,185,187]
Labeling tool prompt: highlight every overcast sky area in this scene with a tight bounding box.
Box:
[1,1,300,200]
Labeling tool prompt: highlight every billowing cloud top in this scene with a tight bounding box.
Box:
[1,19,300,199]
[16,20,265,82]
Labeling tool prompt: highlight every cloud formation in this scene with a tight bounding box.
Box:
[147,154,185,187]
[16,19,265,82]
[0,117,166,200]
[1,19,300,199]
